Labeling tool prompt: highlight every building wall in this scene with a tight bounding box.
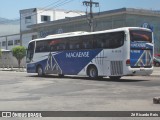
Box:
[0,37,6,49]
[36,9,55,23]
[7,34,21,50]
[36,14,126,38]
[20,8,37,31]
[0,34,20,50]
[0,51,26,68]
[0,24,20,36]
[22,32,38,48]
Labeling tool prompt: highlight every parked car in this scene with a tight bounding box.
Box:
[153,57,160,67]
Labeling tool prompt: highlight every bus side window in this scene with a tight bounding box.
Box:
[108,32,124,48]
[50,45,56,51]
[36,40,50,52]
[68,37,82,50]
[76,44,80,49]
[96,40,103,48]
[69,44,74,50]
[96,38,104,48]
[82,36,93,49]
[57,43,66,51]
[83,42,89,49]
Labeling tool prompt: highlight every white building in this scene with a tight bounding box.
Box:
[20,8,86,48]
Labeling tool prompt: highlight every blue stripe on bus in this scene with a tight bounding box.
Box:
[54,49,103,75]
[27,49,103,75]
[130,42,153,67]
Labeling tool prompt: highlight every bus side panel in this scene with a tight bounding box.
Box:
[78,48,124,77]
[53,49,103,75]
[103,48,124,77]
[27,63,36,73]
[78,50,108,76]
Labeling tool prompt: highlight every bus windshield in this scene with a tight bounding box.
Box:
[26,41,35,63]
[130,30,152,43]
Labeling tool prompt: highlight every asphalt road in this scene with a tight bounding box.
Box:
[0,68,160,120]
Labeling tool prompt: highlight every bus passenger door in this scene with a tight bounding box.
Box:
[102,50,110,76]
[95,50,110,76]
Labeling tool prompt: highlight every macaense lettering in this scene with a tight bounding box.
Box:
[66,52,89,58]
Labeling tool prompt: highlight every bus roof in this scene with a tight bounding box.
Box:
[29,27,151,43]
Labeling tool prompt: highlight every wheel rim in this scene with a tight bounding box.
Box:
[89,68,97,78]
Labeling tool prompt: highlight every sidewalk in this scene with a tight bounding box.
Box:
[0,67,26,72]
[151,67,160,76]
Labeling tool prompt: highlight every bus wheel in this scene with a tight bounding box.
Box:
[37,66,44,77]
[109,76,121,80]
[88,66,98,79]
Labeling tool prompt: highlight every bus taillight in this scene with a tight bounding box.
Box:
[126,59,130,66]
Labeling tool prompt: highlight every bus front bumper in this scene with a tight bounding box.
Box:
[27,63,36,73]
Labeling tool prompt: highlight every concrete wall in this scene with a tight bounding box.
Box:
[0,51,26,68]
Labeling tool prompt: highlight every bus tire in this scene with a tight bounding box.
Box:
[88,65,98,79]
[37,65,44,77]
[109,76,121,80]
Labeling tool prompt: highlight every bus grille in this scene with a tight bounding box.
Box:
[110,61,123,75]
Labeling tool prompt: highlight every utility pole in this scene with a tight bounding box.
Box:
[83,0,99,32]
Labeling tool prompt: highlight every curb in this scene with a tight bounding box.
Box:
[0,69,26,72]
[150,75,160,77]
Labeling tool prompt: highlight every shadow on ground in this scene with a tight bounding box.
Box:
[27,74,149,83]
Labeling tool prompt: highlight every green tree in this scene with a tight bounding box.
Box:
[12,46,26,68]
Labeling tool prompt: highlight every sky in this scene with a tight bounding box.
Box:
[1,0,160,19]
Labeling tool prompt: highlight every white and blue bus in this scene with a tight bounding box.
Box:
[26,27,154,79]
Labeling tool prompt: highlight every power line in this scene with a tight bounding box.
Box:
[53,0,74,8]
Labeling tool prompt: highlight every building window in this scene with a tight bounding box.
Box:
[14,40,20,45]
[25,16,31,23]
[41,15,50,22]
[2,41,6,46]
[8,40,13,46]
